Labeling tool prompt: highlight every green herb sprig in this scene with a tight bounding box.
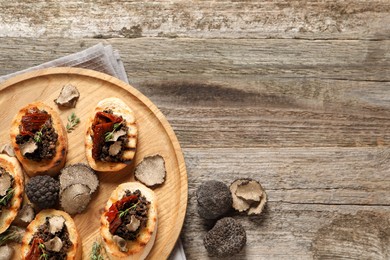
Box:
[104,122,122,142]
[0,188,14,207]
[66,112,80,133]
[33,126,45,143]
[90,241,104,260]
[118,201,139,218]
[0,226,24,246]
[38,243,48,260]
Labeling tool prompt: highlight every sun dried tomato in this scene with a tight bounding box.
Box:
[25,237,44,260]
[91,112,122,160]
[20,107,50,136]
[105,194,138,234]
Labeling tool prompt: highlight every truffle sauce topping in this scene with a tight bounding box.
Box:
[15,107,58,161]
[105,189,150,241]
[91,111,128,162]
[26,216,73,260]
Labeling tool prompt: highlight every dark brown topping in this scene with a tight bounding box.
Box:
[105,189,150,241]
[28,216,73,260]
[15,107,58,161]
[91,110,129,162]
[91,111,122,160]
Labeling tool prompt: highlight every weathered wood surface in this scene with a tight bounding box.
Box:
[0,0,390,39]
[1,0,390,258]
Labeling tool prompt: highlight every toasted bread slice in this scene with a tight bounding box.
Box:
[0,154,24,234]
[100,182,157,260]
[10,102,68,177]
[85,97,137,172]
[21,209,81,260]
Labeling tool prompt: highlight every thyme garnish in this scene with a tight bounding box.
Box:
[66,112,80,133]
[118,201,139,218]
[38,243,48,260]
[33,128,44,143]
[0,188,14,207]
[104,122,122,142]
[90,241,104,260]
[0,226,24,246]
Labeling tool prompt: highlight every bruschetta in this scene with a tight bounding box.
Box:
[10,102,68,177]
[85,97,137,172]
[21,209,81,260]
[0,154,24,234]
[100,182,157,260]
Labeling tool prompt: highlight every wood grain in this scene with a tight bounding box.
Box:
[0,0,389,39]
[0,23,389,259]
[182,148,390,259]
[0,68,187,259]
[1,38,390,149]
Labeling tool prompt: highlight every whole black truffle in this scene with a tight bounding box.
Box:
[203,217,246,257]
[26,175,59,209]
[196,180,232,219]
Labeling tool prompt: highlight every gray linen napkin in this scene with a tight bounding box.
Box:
[0,43,186,260]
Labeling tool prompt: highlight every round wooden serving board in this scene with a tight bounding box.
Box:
[0,67,188,259]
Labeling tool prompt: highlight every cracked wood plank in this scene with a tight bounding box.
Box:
[0,0,389,39]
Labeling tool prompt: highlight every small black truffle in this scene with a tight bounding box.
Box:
[196,180,233,219]
[26,175,59,209]
[203,217,246,257]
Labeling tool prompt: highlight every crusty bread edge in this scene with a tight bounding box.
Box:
[85,97,137,172]
[100,182,157,260]
[10,101,68,177]
[21,209,81,260]
[0,154,24,234]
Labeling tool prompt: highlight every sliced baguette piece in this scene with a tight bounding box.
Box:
[100,182,157,260]
[10,102,68,177]
[21,209,81,260]
[85,97,137,172]
[0,154,24,234]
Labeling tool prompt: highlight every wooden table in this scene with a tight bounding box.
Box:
[1,1,389,259]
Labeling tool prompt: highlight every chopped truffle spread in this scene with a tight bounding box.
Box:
[0,166,14,212]
[105,190,150,241]
[15,107,58,161]
[91,110,129,162]
[26,216,73,260]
